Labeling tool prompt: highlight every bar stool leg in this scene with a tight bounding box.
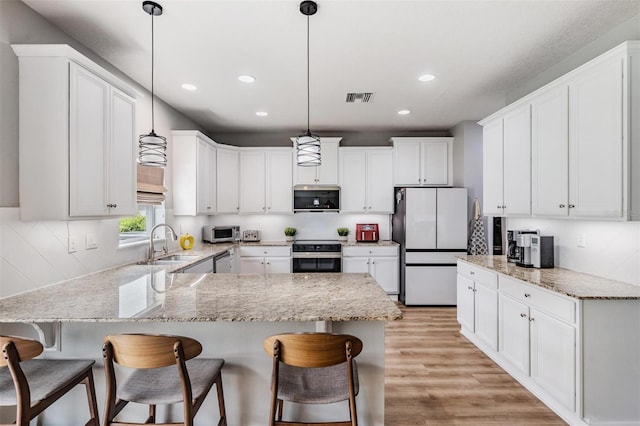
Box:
[83,370,100,426]
[215,373,227,426]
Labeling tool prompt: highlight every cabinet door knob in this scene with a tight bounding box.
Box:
[529,317,535,322]
[568,204,575,208]
[469,271,475,275]
[262,207,266,211]
[524,293,531,298]
[559,204,566,208]
[497,205,502,209]
[520,313,527,318]
[467,286,473,290]
[113,204,117,208]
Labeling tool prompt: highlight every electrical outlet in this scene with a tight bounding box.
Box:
[577,233,586,248]
[86,234,97,250]
[68,236,78,253]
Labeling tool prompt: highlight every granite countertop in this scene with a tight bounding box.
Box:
[460,255,640,300]
[0,244,402,322]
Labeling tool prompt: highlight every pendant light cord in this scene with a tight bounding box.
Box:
[151,6,155,133]
[306,13,310,133]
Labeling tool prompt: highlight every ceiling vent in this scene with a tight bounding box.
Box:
[346,92,375,103]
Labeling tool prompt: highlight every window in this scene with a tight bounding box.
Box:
[119,205,165,246]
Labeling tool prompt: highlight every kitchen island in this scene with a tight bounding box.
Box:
[0,258,401,426]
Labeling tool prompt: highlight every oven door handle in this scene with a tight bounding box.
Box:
[292,253,342,259]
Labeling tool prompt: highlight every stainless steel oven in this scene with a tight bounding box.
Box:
[292,240,342,273]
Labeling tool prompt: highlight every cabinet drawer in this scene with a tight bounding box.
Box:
[499,276,576,324]
[239,246,291,257]
[457,261,498,290]
[342,245,398,257]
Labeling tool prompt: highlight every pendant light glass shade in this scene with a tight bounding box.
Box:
[296,1,320,167]
[296,131,321,167]
[138,1,166,168]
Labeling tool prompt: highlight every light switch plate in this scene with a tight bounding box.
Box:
[86,234,97,250]
[68,236,78,253]
[577,233,586,248]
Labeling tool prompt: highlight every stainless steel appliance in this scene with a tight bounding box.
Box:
[531,235,554,268]
[292,240,342,273]
[243,229,261,242]
[356,224,379,242]
[392,187,468,305]
[202,225,240,243]
[507,229,539,263]
[516,233,534,267]
[293,186,340,212]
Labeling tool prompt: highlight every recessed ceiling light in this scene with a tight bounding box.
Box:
[181,83,197,91]
[238,75,256,83]
[256,111,268,117]
[418,74,436,82]
[397,109,411,115]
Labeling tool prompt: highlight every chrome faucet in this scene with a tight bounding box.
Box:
[148,224,178,262]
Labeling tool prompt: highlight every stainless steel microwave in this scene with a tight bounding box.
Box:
[202,225,240,243]
[293,186,340,212]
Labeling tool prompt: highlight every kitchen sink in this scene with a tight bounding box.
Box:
[137,254,200,265]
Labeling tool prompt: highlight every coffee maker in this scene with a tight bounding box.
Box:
[507,230,539,263]
[516,233,535,267]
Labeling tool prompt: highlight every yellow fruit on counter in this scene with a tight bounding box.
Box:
[179,233,195,250]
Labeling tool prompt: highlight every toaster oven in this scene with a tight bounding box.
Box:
[202,226,240,243]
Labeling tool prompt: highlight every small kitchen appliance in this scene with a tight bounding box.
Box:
[202,225,240,243]
[356,224,379,242]
[516,233,534,268]
[242,229,261,242]
[531,235,554,268]
[507,229,539,263]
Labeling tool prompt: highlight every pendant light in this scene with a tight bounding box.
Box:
[296,0,321,167]
[138,1,167,167]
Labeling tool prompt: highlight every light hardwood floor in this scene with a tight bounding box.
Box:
[385,305,567,425]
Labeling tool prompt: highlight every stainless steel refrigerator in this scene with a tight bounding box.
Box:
[392,187,468,305]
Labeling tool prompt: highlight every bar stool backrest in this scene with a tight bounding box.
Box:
[263,333,363,368]
[105,334,202,368]
[0,336,43,366]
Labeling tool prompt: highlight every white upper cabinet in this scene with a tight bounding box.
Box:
[216,146,240,214]
[339,147,393,214]
[239,149,292,214]
[482,103,531,217]
[391,137,453,186]
[481,41,640,220]
[531,85,569,216]
[13,44,137,220]
[172,131,217,216]
[568,55,624,219]
[292,137,341,185]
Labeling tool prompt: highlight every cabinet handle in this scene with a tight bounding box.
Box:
[497,205,501,209]
[236,207,240,210]
[469,271,475,275]
[207,206,212,210]
[529,317,535,322]
[106,204,112,208]
[524,293,531,298]
[559,204,566,208]
[113,204,117,208]
[568,204,575,208]
[262,207,266,211]
[520,313,527,318]
[363,207,367,210]
[467,286,473,290]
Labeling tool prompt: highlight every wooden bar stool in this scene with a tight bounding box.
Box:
[263,332,363,426]
[102,333,226,426]
[0,335,99,426]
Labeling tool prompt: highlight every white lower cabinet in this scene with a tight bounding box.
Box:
[498,277,576,412]
[342,246,399,295]
[456,260,640,425]
[456,262,498,351]
[238,246,291,274]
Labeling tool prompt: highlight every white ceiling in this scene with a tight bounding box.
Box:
[21,0,640,135]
